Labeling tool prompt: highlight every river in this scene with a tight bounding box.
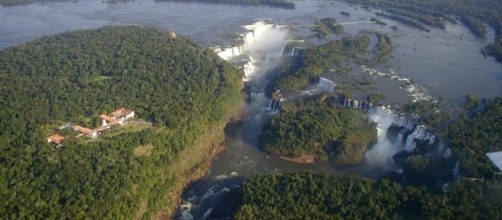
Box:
[1,0,501,219]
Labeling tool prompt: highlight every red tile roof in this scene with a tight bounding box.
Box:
[47,134,66,144]
[108,108,133,119]
[74,125,95,135]
[99,114,119,124]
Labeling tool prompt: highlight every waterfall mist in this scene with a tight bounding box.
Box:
[216,21,289,83]
[243,22,289,82]
[363,105,444,172]
[365,107,401,169]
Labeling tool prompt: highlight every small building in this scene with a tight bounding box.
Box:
[170,32,176,39]
[108,108,135,124]
[48,108,135,142]
[47,134,66,145]
[73,125,98,139]
[99,114,119,127]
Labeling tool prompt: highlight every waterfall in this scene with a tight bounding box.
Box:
[214,21,288,82]
[403,125,430,152]
[365,106,401,168]
[269,98,281,111]
[403,125,419,152]
[283,46,304,57]
[243,59,256,81]
[364,105,444,170]
[452,160,460,180]
[340,96,375,112]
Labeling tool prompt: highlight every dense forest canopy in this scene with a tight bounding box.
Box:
[446,97,502,179]
[0,26,242,219]
[274,35,370,91]
[311,18,345,38]
[260,97,376,165]
[235,172,502,219]
[273,31,392,91]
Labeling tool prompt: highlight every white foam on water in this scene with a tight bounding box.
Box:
[361,65,435,102]
[179,202,194,220]
[201,208,213,220]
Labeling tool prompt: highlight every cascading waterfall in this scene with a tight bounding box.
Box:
[351,102,450,170]
[365,106,402,168]
[283,46,303,56]
[214,21,288,82]
[213,20,289,116]
[341,97,373,112]
[338,95,444,170]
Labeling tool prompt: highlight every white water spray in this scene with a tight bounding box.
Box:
[364,105,440,170]
[365,106,401,168]
[361,65,435,103]
[214,21,289,82]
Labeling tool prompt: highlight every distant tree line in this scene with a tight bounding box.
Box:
[154,0,295,9]
[0,0,295,8]
[235,172,502,219]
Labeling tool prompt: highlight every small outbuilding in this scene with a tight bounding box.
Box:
[47,134,66,145]
[108,108,135,124]
[73,125,98,139]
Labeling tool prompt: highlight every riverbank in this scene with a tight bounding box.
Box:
[279,154,320,164]
[156,103,246,220]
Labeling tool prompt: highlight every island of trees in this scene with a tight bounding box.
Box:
[260,96,376,165]
[273,31,392,91]
[311,18,345,38]
[0,26,242,219]
[274,35,369,91]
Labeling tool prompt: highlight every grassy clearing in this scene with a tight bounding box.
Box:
[101,119,153,138]
[133,144,154,157]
